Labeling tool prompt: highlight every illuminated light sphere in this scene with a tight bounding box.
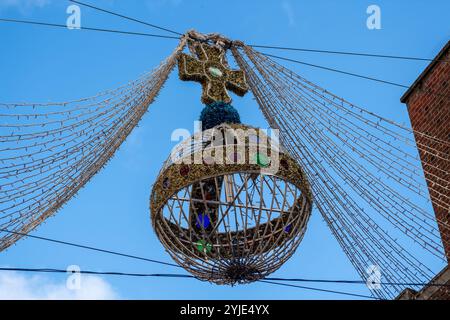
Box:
[150,123,313,285]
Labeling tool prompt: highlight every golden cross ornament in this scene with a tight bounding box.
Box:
[177,41,249,104]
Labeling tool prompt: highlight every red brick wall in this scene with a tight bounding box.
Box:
[404,48,450,261]
[429,285,450,299]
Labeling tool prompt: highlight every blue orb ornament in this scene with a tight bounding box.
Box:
[199,101,241,130]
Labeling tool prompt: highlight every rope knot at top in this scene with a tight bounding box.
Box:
[185,29,234,50]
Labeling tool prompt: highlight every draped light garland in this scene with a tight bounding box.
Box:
[1,32,448,299]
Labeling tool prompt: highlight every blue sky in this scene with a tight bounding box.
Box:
[0,0,449,299]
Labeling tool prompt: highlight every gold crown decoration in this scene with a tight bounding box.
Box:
[150,123,312,284]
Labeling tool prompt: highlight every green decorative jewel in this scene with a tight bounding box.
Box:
[196,240,213,253]
[208,66,223,78]
[254,153,270,168]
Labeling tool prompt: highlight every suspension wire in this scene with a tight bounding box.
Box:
[248,44,450,63]
[0,267,380,300]
[265,277,450,288]
[260,52,409,88]
[66,0,447,64]
[0,229,181,268]
[2,267,449,288]
[259,52,450,99]
[259,280,380,300]
[0,267,193,278]
[1,17,446,94]
[68,0,182,36]
[0,18,180,39]
[69,0,442,68]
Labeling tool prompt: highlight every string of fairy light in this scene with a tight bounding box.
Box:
[231,44,449,299]
[0,40,187,250]
[0,0,449,300]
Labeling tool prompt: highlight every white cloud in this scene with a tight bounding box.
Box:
[0,271,119,300]
[282,1,296,27]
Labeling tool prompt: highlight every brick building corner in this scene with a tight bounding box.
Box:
[397,40,450,300]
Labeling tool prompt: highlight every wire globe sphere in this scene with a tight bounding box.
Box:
[150,123,312,284]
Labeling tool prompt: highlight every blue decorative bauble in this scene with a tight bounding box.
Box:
[195,213,211,229]
[199,101,241,130]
